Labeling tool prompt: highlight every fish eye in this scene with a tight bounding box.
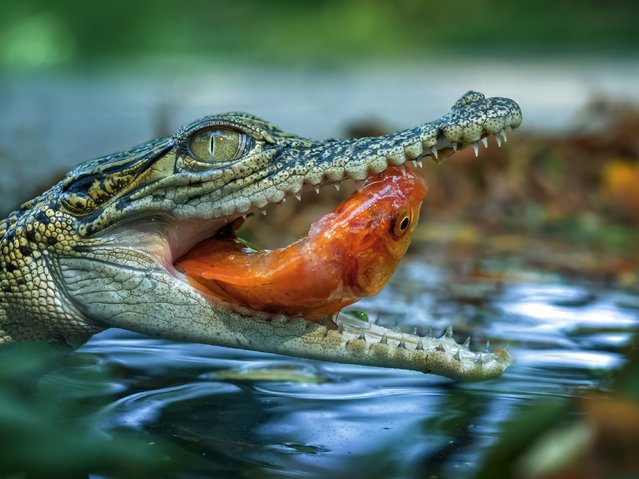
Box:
[189,127,253,162]
[392,209,412,238]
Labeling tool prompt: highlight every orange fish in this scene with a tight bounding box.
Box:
[177,166,427,319]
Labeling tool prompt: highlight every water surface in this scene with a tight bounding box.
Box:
[52,251,636,478]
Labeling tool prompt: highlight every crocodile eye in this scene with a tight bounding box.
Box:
[392,208,412,239]
[189,128,252,162]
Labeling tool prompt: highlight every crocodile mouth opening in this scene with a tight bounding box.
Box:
[195,174,372,248]
[170,126,514,323]
[172,164,427,323]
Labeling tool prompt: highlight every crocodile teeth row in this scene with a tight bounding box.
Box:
[268,310,512,379]
[229,303,512,379]
[247,307,499,360]
[344,128,509,181]
[336,313,472,353]
[254,128,510,217]
[333,312,513,375]
[343,129,508,184]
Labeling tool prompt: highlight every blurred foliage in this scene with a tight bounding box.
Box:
[1,0,639,69]
[0,343,187,478]
[458,99,639,472]
[474,331,639,479]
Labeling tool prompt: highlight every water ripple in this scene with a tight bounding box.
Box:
[72,262,637,478]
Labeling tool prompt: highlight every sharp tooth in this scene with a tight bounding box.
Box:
[417,160,423,168]
[399,165,407,177]
[334,183,340,191]
[431,146,439,160]
[481,137,488,148]
[295,194,301,201]
[379,333,388,345]
[495,134,502,148]
[500,130,508,143]
[416,339,424,351]
[472,142,479,157]
[261,209,267,216]
[484,341,491,352]
[454,348,462,361]
[445,325,454,338]
[314,186,320,194]
[463,337,471,349]
[242,214,247,220]
[282,197,286,203]
[451,142,458,152]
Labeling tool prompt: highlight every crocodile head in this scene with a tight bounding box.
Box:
[1,91,521,380]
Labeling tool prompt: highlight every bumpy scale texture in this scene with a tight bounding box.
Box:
[0,91,521,380]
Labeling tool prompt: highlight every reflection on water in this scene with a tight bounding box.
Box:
[50,254,636,478]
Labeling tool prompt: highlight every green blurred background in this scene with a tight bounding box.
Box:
[2,0,638,70]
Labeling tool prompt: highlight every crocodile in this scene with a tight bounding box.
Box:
[0,91,521,380]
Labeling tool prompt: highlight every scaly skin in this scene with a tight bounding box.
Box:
[0,91,521,380]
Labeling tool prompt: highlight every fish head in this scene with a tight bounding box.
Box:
[310,165,427,298]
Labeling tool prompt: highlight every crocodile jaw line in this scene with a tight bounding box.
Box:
[93,225,515,381]
[3,90,520,380]
[113,94,519,380]
[132,133,516,381]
